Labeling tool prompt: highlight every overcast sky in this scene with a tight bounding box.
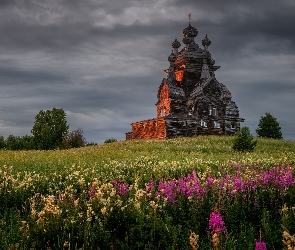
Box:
[0,0,294,143]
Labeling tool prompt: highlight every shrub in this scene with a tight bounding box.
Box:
[256,112,282,139]
[86,142,98,146]
[232,126,257,152]
[104,138,117,143]
[62,128,86,149]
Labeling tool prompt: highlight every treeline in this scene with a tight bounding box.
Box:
[0,108,91,151]
[0,128,88,150]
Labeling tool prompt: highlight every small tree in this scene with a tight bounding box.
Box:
[232,126,257,152]
[31,108,69,150]
[256,112,282,139]
[62,128,86,149]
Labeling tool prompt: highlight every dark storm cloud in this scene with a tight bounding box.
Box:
[0,0,294,143]
[0,65,67,86]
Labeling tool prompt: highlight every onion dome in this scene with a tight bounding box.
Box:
[168,50,177,63]
[202,34,211,48]
[171,39,181,49]
[182,24,198,38]
[182,36,191,45]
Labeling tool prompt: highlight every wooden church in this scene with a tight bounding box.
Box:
[126,19,244,140]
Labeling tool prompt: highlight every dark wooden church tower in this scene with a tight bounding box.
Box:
[126,20,244,140]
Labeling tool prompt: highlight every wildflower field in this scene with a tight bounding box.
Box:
[1,136,295,249]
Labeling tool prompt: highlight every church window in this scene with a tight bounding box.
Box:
[214,121,220,128]
[201,120,207,127]
[212,108,217,116]
[160,108,166,117]
[231,123,235,129]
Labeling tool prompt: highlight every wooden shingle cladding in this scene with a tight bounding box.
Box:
[165,117,197,138]
[126,21,244,140]
[125,117,197,140]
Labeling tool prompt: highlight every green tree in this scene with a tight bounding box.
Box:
[21,135,36,150]
[5,135,21,150]
[256,112,282,139]
[0,135,5,149]
[5,135,35,150]
[31,108,69,150]
[232,126,257,152]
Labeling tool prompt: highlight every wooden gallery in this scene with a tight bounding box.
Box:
[126,21,244,140]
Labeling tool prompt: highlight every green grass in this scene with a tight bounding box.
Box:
[0,136,294,186]
[1,136,294,173]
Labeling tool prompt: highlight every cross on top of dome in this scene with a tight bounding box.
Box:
[182,13,198,38]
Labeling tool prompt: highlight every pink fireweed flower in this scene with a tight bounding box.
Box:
[156,180,177,203]
[208,212,226,234]
[145,181,154,193]
[255,241,267,250]
[147,181,154,189]
[88,185,96,198]
[206,176,214,186]
[118,183,128,195]
[156,170,208,203]
[253,199,259,209]
[70,195,75,202]
[177,170,207,198]
[56,194,62,203]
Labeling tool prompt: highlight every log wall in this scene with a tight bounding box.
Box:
[126,118,166,140]
[157,84,171,118]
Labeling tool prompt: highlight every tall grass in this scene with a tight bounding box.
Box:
[0,136,295,249]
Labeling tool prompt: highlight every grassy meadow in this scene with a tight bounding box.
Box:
[1,136,295,249]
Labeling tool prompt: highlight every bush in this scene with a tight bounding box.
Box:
[62,128,86,149]
[104,138,117,143]
[256,112,282,139]
[86,142,98,146]
[232,126,257,152]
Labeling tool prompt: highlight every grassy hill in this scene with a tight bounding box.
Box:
[0,136,294,181]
